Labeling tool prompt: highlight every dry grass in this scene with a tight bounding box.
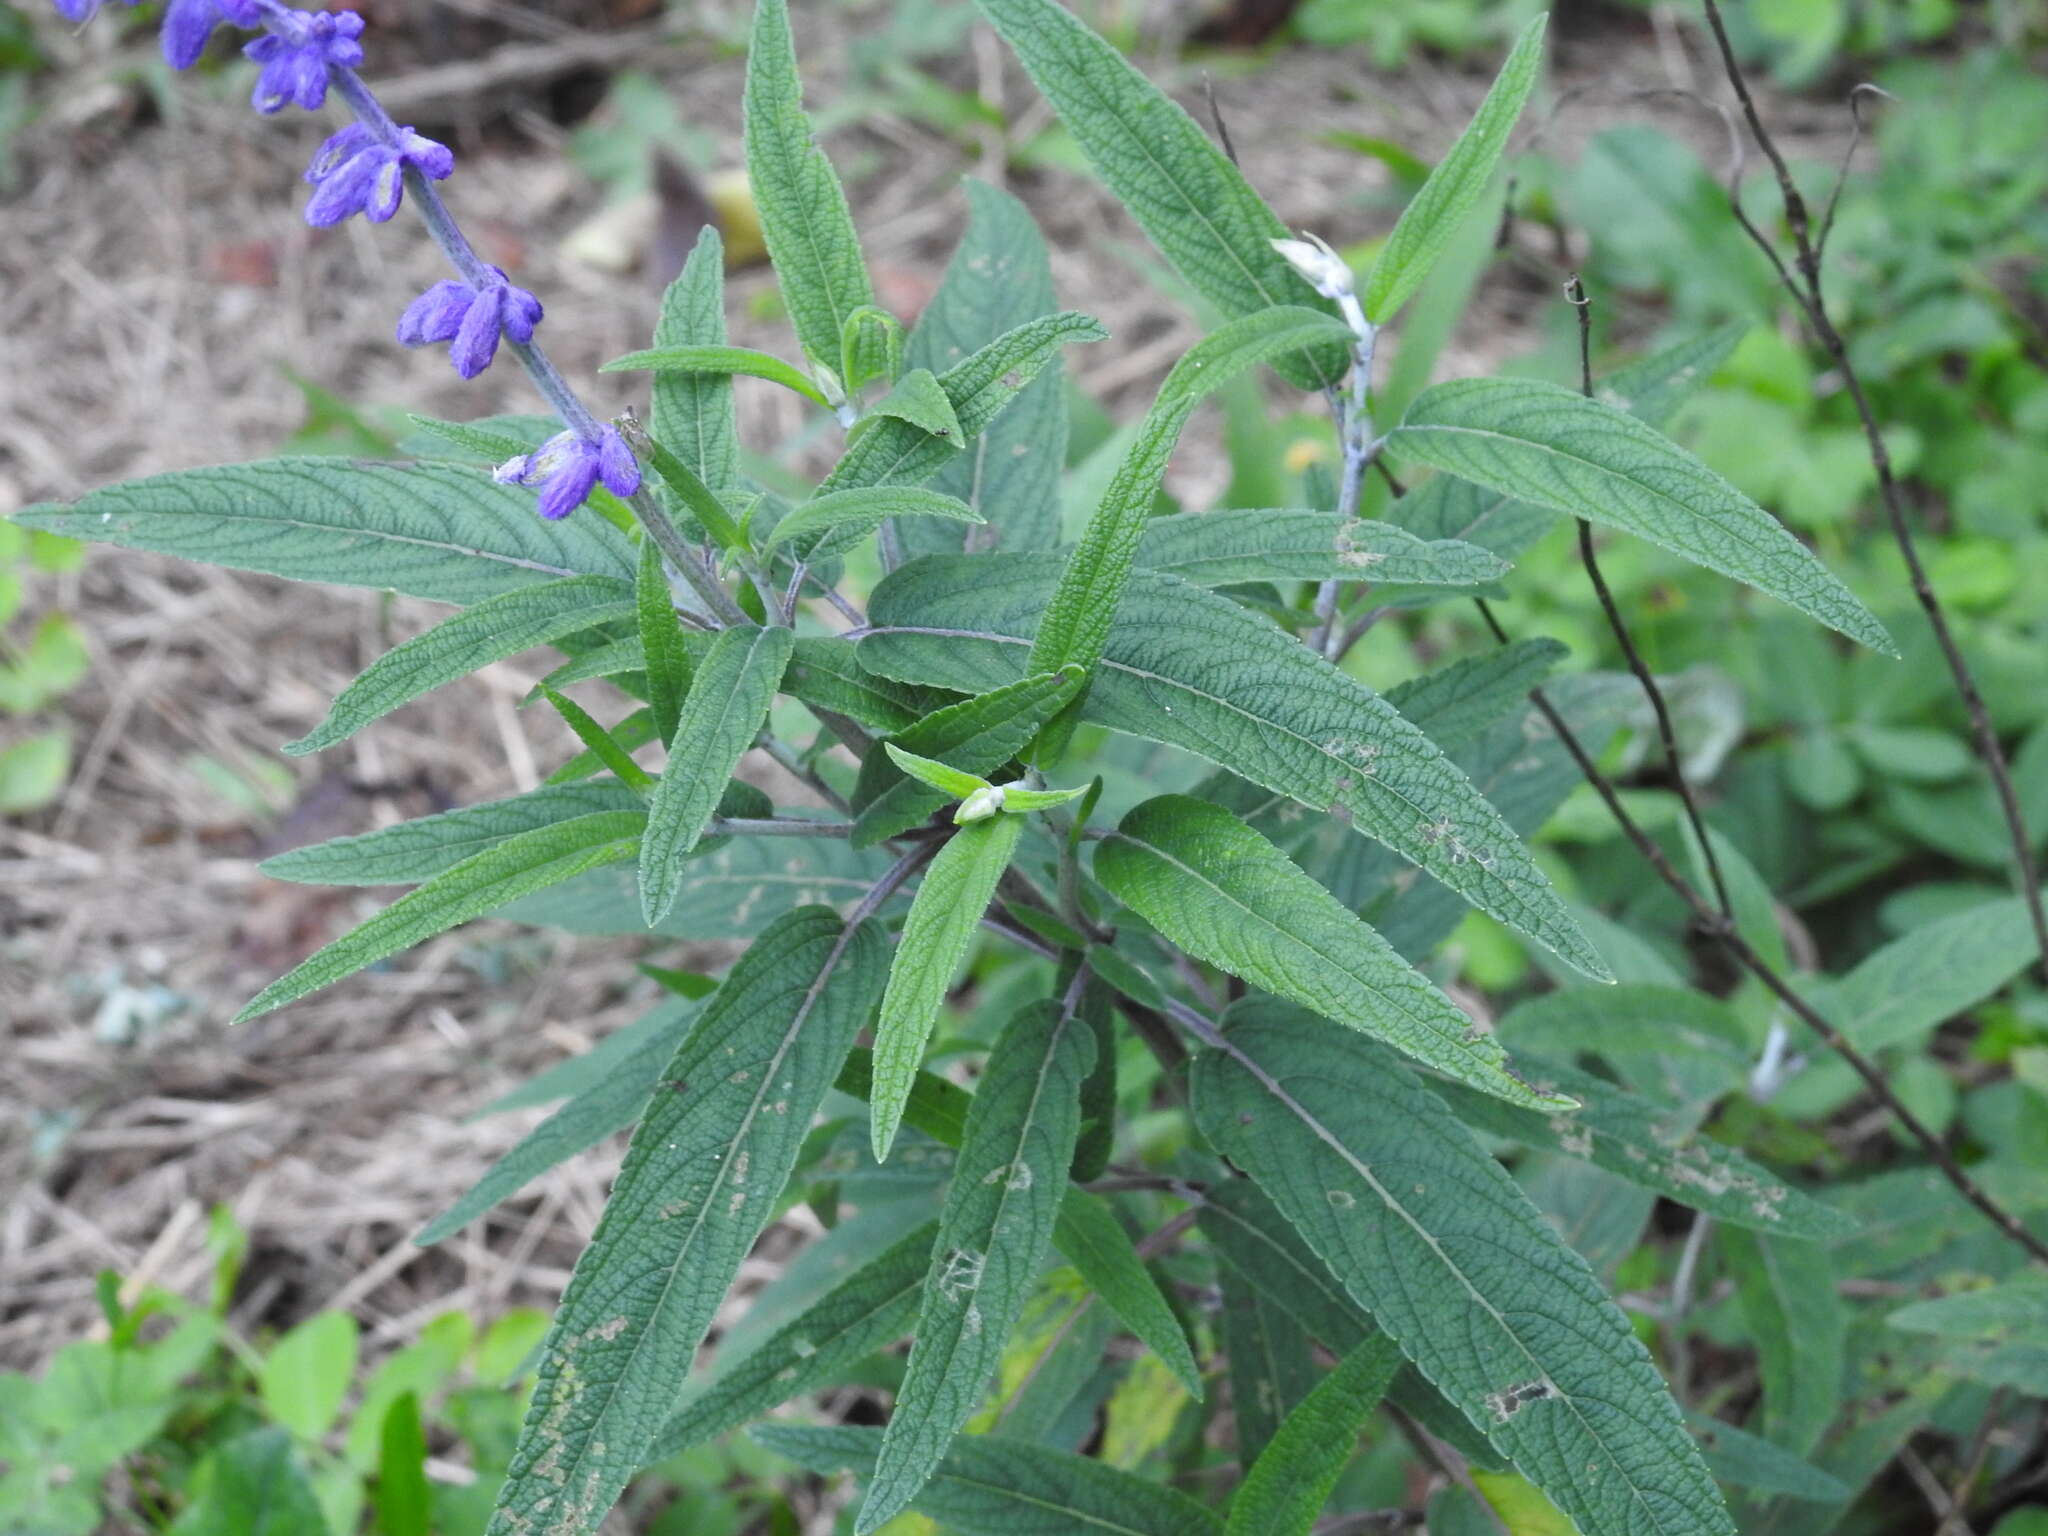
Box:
[0,0,1828,1407]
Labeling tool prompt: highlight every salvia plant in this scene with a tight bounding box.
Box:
[21,1,2048,1533]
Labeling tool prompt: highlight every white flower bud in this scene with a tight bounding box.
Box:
[1270,233,1355,301]
[954,785,1006,823]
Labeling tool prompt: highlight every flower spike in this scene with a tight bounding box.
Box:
[302,121,453,227]
[397,271,543,379]
[245,9,364,114]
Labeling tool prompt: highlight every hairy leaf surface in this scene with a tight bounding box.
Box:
[1051,1190,1202,1397]
[758,1423,1220,1535]
[1722,1230,1844,1455]
[764,486,982,560]
[742,0,874,368]
[860,998,1095,1532]
[861,554,1604,976]
[1225,1337,1403,1536]
[639,625,795,926]
[870,815,1026,1158]
[1389,379,1894,651]
[650,226,740,490]
[1192,1005,1734,1536]
[487,908,886,1536]
[972,0,1343,389]
[13,460,638,606]
[603,343,834,408]
[636,541,692,746]
[238,811,647,1021]
[1135,510,1508,589]
[1097,795,1570,1109]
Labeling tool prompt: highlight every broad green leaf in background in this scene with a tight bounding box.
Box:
[757,1423,1222,1536]
[1225,1336,1404,1536]
[602,343,835,409]
[1362,15,1547,324]
[869,815,1025,1158]
[238,810,647,1020]
[862,554,1606,977]
[763,486,982,560]
[639,625,795,926]
[743,0,875,370]
[650,225,740,490]
[835,1045,974,1147]
[478,998,694,1116]
[1134,509,1509,588]
[819,310,1108,497]
[258,1312,358,1441]
[851,668,1084,847]
[170,1428,329,1536]
[902,179,1068,557]
[1192,1004,1734,1536]
[636,540,692,746]
[13,460,637,605]
[415,1000,699,1245]
[1886,1274,2048,1391]
[972,0,1344,390]
[1497,983,1751,1105]
[884,743,990,800]
[1388,379,1895,652]
[1097,796,1572,1110]
[283,575,636,755]
[1426,1053,1855,1236]
[1686,1413,1850,1503]
[1029,307,1356,690]
[1720,1229,1845,1456]
[649,1219,938,1461]
[859,998,1095,1532]
[1382,639,1568,752]
[487,908,887,1536]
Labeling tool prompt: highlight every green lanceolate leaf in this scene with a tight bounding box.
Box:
[238,811,646,1021]
[835,1045,973,1146]
[820,310,1108,497]
[404,414,537,464]
[1430,1054,1853,1236]
[860,555,1606,978]
[639,625,795,926]
[650,1219,939,1460]
[1225,1336,1404,1536]
[904,179,1068,557]
[883,743,990,800]
[1388,378,1895,652]
[1136,509,1509,589]
[538,686,655,794]
[757,1424,1222,1536]
[262,781,644,886]
[415,999,701,1245]
[632,434,750,555]
[481,999,703,1116]
[12,460,638,606]
[602,343,835,409]
[1030,308,1357,688]
[1721,1229,1844,1456]
[784,637,952,734]
[1051,1190,1202,1397]
[636,540,692,745]
[861,368,963,442]
[1383,639,1569,753]
[1362,15,1546,324]
[1096,795,1573,1110]
[763,486,982,560]
[859,997,1096,1533]
[285,575,636,755]
[869,814,1025,1159]
[486,908,887,1536]
[1191,1004,1734,1536]
[1686,1413,1849,1503]
[973,0,1343,390]
[852,668,1085,847]
[742,0,875,370]
[1885,1274,2048,1391]
[650,225,741,490]
[1218,1247,1318,1464]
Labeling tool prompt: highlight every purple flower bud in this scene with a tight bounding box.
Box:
[494,427,641,522]
[303,121,452,227]
[397,269,543,379]
[160,0,262,71]
[245,10,364,114]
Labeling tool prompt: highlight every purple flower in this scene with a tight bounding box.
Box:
[245,10,364,114]
[51,0,139,23]
[302,121,453,227]
[397,271,543,379]
[160,0,262,71]
[495,428,642,522]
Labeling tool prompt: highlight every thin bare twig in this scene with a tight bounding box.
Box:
[1475,597,2048,1265]
[1202,73,1240,166]
[1563,274,1733,920]
[1696,0,2048,979]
